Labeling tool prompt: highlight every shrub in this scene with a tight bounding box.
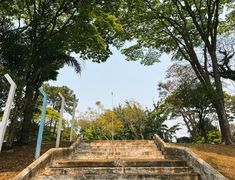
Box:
[208,130,221,144]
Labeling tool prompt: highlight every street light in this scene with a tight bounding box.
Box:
[56,93,65,148]
[70,98,78,142]
[0,74,16,152]
[111,92,114,141]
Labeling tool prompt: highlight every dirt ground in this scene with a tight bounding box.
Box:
[0,141,71,180]
[170,143,235,180]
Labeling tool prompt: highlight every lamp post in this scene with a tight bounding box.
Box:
[35,87,47,159]
[56,93,65,148]
[0,74,17,152]
[70,98,78,142]
[111,92,114,141]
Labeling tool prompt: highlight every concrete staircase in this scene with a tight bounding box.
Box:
[33,140,198,179]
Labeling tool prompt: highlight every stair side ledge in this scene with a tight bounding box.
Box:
[13,136,83,180]
[153,134,227,180]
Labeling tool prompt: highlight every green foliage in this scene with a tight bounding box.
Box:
[208,131,221,144]
[196,130,221,144]
[114,101,147,140]
[34,106,60,121]
[80,109,123,141]
[176,137,192,143]
[144,104,180,141]
[118,0,235,144]
[61,127,72,141]
[42,84,76,114]
[0,0,126,145]
[78,100,179,141]
[42,127,56,142]
[158,64,219,143]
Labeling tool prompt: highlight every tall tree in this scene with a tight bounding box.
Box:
[0,0,124,144]
[119,0,234,144]
[158,63,217,142]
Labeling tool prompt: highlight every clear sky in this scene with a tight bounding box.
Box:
[49,47,188,137]
[49,47,171,113]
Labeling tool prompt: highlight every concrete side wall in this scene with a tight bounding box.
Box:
[153,134,227,180]
[13,136,82,180]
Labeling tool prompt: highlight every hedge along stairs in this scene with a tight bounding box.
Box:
[14,135,226,179]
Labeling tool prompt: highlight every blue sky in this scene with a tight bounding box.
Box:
[49,47,189,137]
[49,47,171,113]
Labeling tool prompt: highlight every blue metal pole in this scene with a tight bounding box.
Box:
[35,87,47,159]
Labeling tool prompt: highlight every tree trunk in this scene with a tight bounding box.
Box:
[213,100,233,144]
[198,112,208,143]
[18,84,36,144]
[53,121,57,135]
[209,50,233,145]
[49,118,53,131]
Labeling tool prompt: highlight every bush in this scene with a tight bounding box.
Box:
[195,130,221,144]
[208,130,221,144]
[196,136,205,144]
[177,136,192,143]
[42,127,56,142]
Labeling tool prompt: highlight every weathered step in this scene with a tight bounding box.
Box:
[33,173,198,180]
[52,159,187,168]
[42,166,194,176]
[86,141,156,146]
[68,156,165,160]
[73,150,162,154]
[88,140,155,143]
[76,145,159,149]
[71,153,164,159]
[78,144,157,149]
[72,151,163,156]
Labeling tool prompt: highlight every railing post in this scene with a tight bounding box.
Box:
[56,93,65,148]
[35,88,47,159]
[0,74,17,152]
[70,99,78,142]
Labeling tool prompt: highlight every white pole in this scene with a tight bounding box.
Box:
[70,99,78,142]
[56,93,65,148]
[0,74,17,152]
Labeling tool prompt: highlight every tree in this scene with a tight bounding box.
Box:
[77,100,179,140]
[34,106,60,141]
[158,63,217,142]
[119,0,234,144]
[165,84,217,142]
[114,101,147,140]
[145,104,180,141]
[78,109,123,140]
[0,0,125,145]
[43,84,76,114]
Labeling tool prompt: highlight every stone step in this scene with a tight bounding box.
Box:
[73,150,162,154]
[79,144,157,148]
[86,141,156,146]
[76,145,158,149]
[52,160,187,168]
[68,156,165,160]
[88,140,155,143]
[33,173,198,180]
[72,151,163,156]
[75,145,160,150]
[71,153,164,159]
[42,167,194,176]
